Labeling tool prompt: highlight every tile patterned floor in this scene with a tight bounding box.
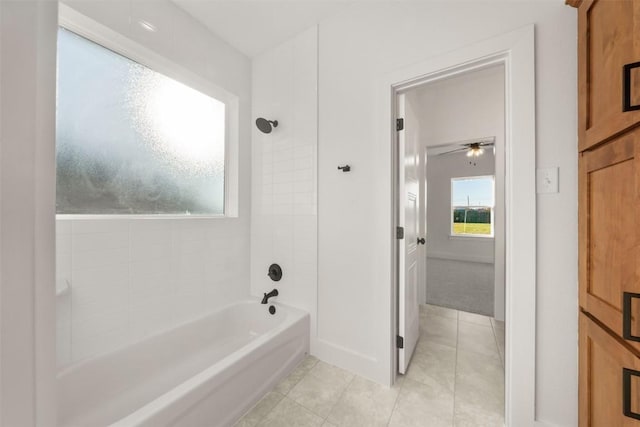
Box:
[235,304,505,427]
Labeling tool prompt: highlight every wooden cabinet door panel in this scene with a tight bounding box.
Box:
[580,129,640,351]
[579,0,640,150]
[580,314,640,426]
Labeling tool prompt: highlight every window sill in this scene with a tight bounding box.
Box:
[448,234,494,240]
[56,214,233,220]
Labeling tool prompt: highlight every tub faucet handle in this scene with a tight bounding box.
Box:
[261,289,279,304]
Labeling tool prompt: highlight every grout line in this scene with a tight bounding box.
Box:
[385,375,404,427]
[250,357,318,426]
[284,356,318,397]
[491,321,505,368]
[323,374,356,423]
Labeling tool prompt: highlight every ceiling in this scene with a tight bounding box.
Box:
[172,1,360,58]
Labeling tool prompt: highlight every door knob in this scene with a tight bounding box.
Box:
[417,237,425,245]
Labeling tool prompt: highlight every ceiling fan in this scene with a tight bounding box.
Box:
[428,137,496,157]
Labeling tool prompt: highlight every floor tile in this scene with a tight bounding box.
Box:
[393,374,406,389]
[492,325,505,367]
[258,397,324,427]
[405,339,456,393]
[388,378,454,427]
[457,321,499,358]
[459,311,492,327]
[327,376,400,427]
[241,308,505,427]
[455,349,504,419]
[419,313,458,348]
[235,392,284,427]
[454,399,505,427]
[491,318,505,330]
[288,361,354,418]
[492,324,505,344]
[274,355,319,395]
[422,304,458,320]
[496,340,505,367]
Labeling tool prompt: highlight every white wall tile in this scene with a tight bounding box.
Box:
[56,322,72,369]
[130,241,172,263]
[72,323,131,362]
[56,232,72,255]
[73,231,129,253]
[129,221,173,262]
[72,219,130,234]
[72,309,129,343]
[57,252,72,291]
[71,276,129,321]
[129,295,177,341]
[58,214,251,367]
[129,257,172,282]
[173,294,206,325]
[56,220,72,236]
[72,247,129,271]
[129,263,174,306]
[57,294,73,369]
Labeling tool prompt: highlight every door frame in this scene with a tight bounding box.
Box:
[384,25,536,426]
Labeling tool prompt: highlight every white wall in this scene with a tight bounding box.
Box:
[1,1,58,424]
[315,3,577,426]
[250,27,318,338]
[56,0,252,368]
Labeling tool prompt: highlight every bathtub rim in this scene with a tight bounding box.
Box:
[57,298,304,379]
[111,308,309,426]
[57,298,309,426]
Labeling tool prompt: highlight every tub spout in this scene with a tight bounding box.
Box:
[261,289,279,304]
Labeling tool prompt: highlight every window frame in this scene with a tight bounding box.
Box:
[56,4,240,220]
[450,175,495,239]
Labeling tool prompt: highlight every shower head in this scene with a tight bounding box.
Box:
[256,118,278,134]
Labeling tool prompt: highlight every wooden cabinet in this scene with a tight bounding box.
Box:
[578,0,640,150]
[579,128,640,352]
[575,0,640,425]
[580,314,640,426]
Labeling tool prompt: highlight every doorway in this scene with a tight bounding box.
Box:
[385,25,536,426]
[396,64,506,425]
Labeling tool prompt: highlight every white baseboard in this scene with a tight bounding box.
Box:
[427,251,494,264]
[534,420,566,427]
[310,338,387,386]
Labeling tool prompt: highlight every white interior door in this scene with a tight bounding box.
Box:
[419,145,428,305]
[397,93,420,374]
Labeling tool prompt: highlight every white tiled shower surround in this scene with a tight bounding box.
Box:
[250,27,318,332]
[56,219,249,367]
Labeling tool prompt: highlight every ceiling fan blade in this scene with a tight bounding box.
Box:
[436,147,468,155]
[428,142,463,149]
[462,142,494,148]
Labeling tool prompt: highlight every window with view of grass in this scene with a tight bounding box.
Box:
[56,27,227,215]
[451,176,494,237]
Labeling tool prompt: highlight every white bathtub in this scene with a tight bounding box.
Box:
[57,300,309,427]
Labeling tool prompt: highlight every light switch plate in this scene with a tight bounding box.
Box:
[536,167,559,194]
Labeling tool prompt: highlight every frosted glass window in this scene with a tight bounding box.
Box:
[56,28,226,215]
